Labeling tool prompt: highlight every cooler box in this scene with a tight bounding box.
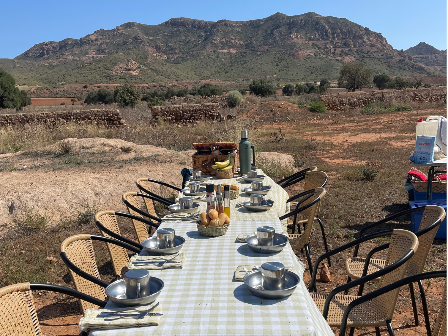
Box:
[409,200,447,239]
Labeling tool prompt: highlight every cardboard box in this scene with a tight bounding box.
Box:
[414,136,435,163]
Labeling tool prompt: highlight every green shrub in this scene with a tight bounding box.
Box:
[147,96,164,107]
[198,83,223,96]
[308,101,326,113]
[238,88,247,96]
[295,84,307,95]
[249,78,277,97]
[282,84,295,96]
[226,90,243,108]
[114,85,140,108]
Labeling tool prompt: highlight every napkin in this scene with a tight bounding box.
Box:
[128,253,185,270]
[234,265,260,281]
[79,301,162,331]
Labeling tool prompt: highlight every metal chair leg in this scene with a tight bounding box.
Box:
[375,327,381,336]
[409,282,419,325]
[386,320,395,336]
[317,217,331,267]
[304,244,313,274]
[418,280,432,336]
[349,327,355,336]
[344,277,352,295]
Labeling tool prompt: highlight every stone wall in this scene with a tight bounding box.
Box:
[320,87,447,111]
[0,109,125,127]
[151,103,221,123]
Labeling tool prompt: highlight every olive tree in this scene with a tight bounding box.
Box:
[249,78,276,97]
[338,62,372,92]
[0,69,30,109]
[114,85,140,108]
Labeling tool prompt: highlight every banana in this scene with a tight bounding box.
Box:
[221,165,233,170]
[214,160,229,169]
[211,164,219,169]
[220,155,235,171]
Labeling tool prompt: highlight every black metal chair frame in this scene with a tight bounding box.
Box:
[60,235,141,289]
[122,192,164,223]
[95,211,158,250]
[346,206,443,329]
[309,229,416,336]
[340,271,446,336]
[277,167,312,188]
[29,283,106,336]
[136,178,181,205]
[279,188,327,272]
[285,172,329,265]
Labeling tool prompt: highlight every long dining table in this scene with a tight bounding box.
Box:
[89,170,333,336]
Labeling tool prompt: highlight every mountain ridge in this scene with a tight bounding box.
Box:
[1,12,445,85]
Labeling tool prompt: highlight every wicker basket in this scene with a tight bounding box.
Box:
[197,223,229,237]
[216,168,234,179]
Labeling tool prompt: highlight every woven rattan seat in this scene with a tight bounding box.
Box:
[122,191,162,243]
[95,211,132,276]
[0,282,41,335]
[346,257,387,279]
[60,234,107,312]
[312,292,390,327]
[278,187,326,272]
[346,205,445,281]
[136,177,180,206]
[0,282,105,335]
[60,234,140,313]
[309,229,419,335]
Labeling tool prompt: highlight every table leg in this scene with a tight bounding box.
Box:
[427,166,435,200]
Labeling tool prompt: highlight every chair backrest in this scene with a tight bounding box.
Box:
[304,171,328,190]
[60,234,107,312]
[136,179,161,212]
[95,211,130,275]
[433,278,447,336]
[0,282,41,335]
[122,192,154,243]
[290,188,326,248]
[301,171,328,218]
[407,205,445,276]
[375,229,419,319]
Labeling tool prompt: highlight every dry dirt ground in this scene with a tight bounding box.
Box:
[1,103,446,335]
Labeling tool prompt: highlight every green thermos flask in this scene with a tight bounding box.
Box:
[239,130,255,175]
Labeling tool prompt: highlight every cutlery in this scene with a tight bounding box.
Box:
[103,302,160,320]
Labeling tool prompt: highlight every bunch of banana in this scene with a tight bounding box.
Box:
[212,154,234,171]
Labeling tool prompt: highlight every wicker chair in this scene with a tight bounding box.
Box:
[277,166,318,188]
[136,178,181,206]
[96,210,159,250]
[344,205,446,329]
[0,282,105,335]
[286,170,330,264]
[95,211,157,275]
[339,271,446,336]
[60,234,140,312]
[122,191,163,241]
[278,187,327,272]
[309,229,419,336]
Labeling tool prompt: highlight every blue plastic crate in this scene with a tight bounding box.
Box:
[409,200,447,239]
[412,189,446,200]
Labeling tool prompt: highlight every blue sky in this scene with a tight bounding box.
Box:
[1,0,446,59]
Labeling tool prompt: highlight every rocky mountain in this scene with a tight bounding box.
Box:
[0,12,444,85]
[404,42,446,69]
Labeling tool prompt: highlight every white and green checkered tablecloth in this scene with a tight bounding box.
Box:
[180,169,291,221]
[89,216,333,335]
